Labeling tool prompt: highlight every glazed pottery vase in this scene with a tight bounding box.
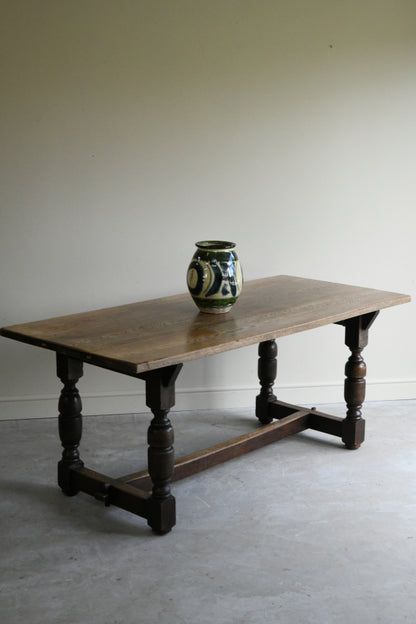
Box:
[187,240,243,313]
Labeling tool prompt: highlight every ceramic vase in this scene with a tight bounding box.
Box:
[187,240,243,313]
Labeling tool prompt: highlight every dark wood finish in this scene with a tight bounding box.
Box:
[0,276,410,376]
[56,354,84,496]
[71,466,150,516]
[141,365,182,534]
[269,399,344,437]
[337,312,379,449]
[308,408,344,437]
[256,339,277,424]
[0,276,410,534]
[62,401,346,507]
[122,409,311,491]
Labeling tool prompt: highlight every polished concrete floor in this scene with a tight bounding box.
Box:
[0,400,415,624]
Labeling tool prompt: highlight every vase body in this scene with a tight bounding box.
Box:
[187,240,243,314]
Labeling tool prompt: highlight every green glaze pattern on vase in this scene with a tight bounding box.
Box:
[187,240,243,314]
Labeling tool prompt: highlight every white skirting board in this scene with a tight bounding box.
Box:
[0,380,415,421]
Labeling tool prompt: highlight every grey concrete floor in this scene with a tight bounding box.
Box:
[0,400,415,624]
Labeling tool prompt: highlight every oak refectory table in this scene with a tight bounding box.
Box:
[0,276,410,534]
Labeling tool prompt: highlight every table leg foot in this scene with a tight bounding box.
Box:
[342,417,365,450]
[58,461,83,497]
[147,495,176,535]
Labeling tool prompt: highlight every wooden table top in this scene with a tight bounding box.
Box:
[1,275,410,376]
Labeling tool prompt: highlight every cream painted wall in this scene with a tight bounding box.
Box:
[1,0,415,420]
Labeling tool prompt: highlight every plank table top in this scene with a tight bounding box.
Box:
[0,275,410,376]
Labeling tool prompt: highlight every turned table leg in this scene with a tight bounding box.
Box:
[56,354,84,496]
[340,312,379,449]
[256,339,277,424]
[143,364,182,534]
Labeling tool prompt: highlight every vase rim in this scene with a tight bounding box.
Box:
[195,240,236,250]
